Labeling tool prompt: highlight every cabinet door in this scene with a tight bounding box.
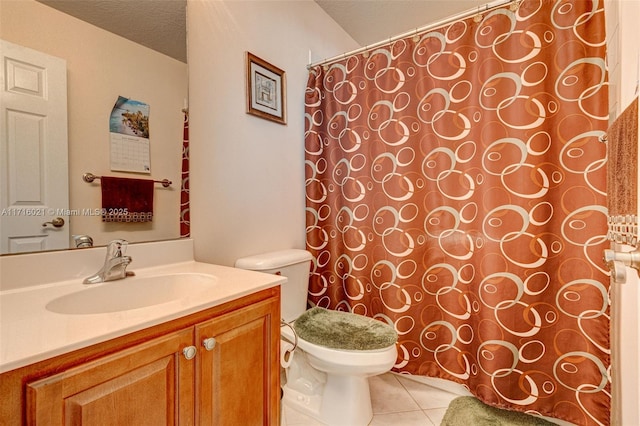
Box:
[196,297,280,426]
[26,328,195,425]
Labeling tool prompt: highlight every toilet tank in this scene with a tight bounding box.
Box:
[235,249,313,322]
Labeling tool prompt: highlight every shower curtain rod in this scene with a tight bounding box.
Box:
[308,0,520,69]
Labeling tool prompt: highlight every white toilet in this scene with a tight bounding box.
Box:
[235,249,398,426]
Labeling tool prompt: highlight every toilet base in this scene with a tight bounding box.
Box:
[283,373,373,426]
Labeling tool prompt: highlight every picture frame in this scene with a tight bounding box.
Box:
[246,52,287,125]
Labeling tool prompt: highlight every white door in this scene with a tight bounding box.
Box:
[0,39,69,254]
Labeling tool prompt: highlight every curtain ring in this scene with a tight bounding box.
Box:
[473,4,483,23]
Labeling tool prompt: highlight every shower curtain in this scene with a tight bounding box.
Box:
[304,1,610,425]
[180,110,190,238]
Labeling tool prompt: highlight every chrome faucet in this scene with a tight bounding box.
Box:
[83,239,134,284]
[73,234,94,248]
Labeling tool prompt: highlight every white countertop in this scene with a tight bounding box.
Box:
[0,260,285,373]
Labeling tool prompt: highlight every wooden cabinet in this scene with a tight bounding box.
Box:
[0,287,280,425]
[196,298,279,425]
[27,329,195,425]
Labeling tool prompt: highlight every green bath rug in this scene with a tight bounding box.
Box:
[293,307,397,351]
[441,396,557,426]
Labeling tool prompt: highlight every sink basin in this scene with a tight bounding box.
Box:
[46,273,217,315]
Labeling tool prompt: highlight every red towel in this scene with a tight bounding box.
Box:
[101,176,154,222]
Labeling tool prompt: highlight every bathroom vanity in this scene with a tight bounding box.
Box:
[0,240,285,425]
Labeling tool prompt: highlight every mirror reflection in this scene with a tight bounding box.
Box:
[0,0,188,255]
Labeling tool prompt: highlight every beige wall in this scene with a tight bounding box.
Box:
[1,0,188,247]
[187,0,359,266]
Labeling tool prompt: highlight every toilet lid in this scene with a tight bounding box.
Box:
[293,307,398,351]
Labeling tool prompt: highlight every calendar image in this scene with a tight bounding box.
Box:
[109,96,151,173]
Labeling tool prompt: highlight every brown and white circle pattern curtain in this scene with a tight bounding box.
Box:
[180,110,190,238]
[304,1,610,425]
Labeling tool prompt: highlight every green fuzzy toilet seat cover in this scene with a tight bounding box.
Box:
[293,307,398,351]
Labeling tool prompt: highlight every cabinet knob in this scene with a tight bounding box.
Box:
[182,345,197,360]
[203,337,216,351]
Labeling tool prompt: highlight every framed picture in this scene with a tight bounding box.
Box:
[246,52,287,125]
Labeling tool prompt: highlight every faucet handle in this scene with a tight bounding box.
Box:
[106,239,129,257]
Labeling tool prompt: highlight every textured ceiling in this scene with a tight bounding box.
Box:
[36,0,481,64]
[315,1,480,46]
[37,0,187,63]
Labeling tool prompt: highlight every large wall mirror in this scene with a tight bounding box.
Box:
[0,0,188,255]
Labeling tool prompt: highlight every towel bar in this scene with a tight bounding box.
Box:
[83,172,171,188]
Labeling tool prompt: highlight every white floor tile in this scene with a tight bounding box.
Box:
[423,407,449,425]
[370,373,421,414]
[369,410,432,426]
[396,375,459,410]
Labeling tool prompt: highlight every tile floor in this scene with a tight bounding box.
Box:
[281,372,461,426]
